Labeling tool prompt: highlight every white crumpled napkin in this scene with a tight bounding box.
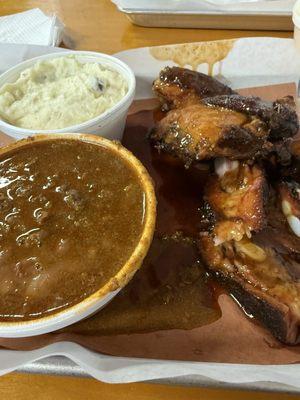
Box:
[0,8,64,46]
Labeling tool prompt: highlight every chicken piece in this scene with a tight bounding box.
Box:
[205,162,267,234]
[151,68,298,165]
[150,103,269,165]
[203,94,299,140]
[153,67,299,141]
[153,66,235,110]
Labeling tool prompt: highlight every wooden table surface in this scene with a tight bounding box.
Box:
[0,0,298,399]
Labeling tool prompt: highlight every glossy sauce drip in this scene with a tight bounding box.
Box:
[66,110,221,335]
[150,40,235,75]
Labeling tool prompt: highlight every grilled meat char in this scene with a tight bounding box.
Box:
[151,66,300,344]
[203,94,299,140]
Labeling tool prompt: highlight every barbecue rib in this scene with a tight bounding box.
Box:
[199,161,300,344]
[199,230,300,344]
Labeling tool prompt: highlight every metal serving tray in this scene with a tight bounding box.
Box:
[117,7,293,31]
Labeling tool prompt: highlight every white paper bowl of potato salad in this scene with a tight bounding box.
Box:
[0,51,135,140]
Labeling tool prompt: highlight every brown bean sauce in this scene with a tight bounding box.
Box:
[0,140,145,321]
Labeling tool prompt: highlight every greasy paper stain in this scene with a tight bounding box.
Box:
[150,40,235,75]
[67,235,219,335]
